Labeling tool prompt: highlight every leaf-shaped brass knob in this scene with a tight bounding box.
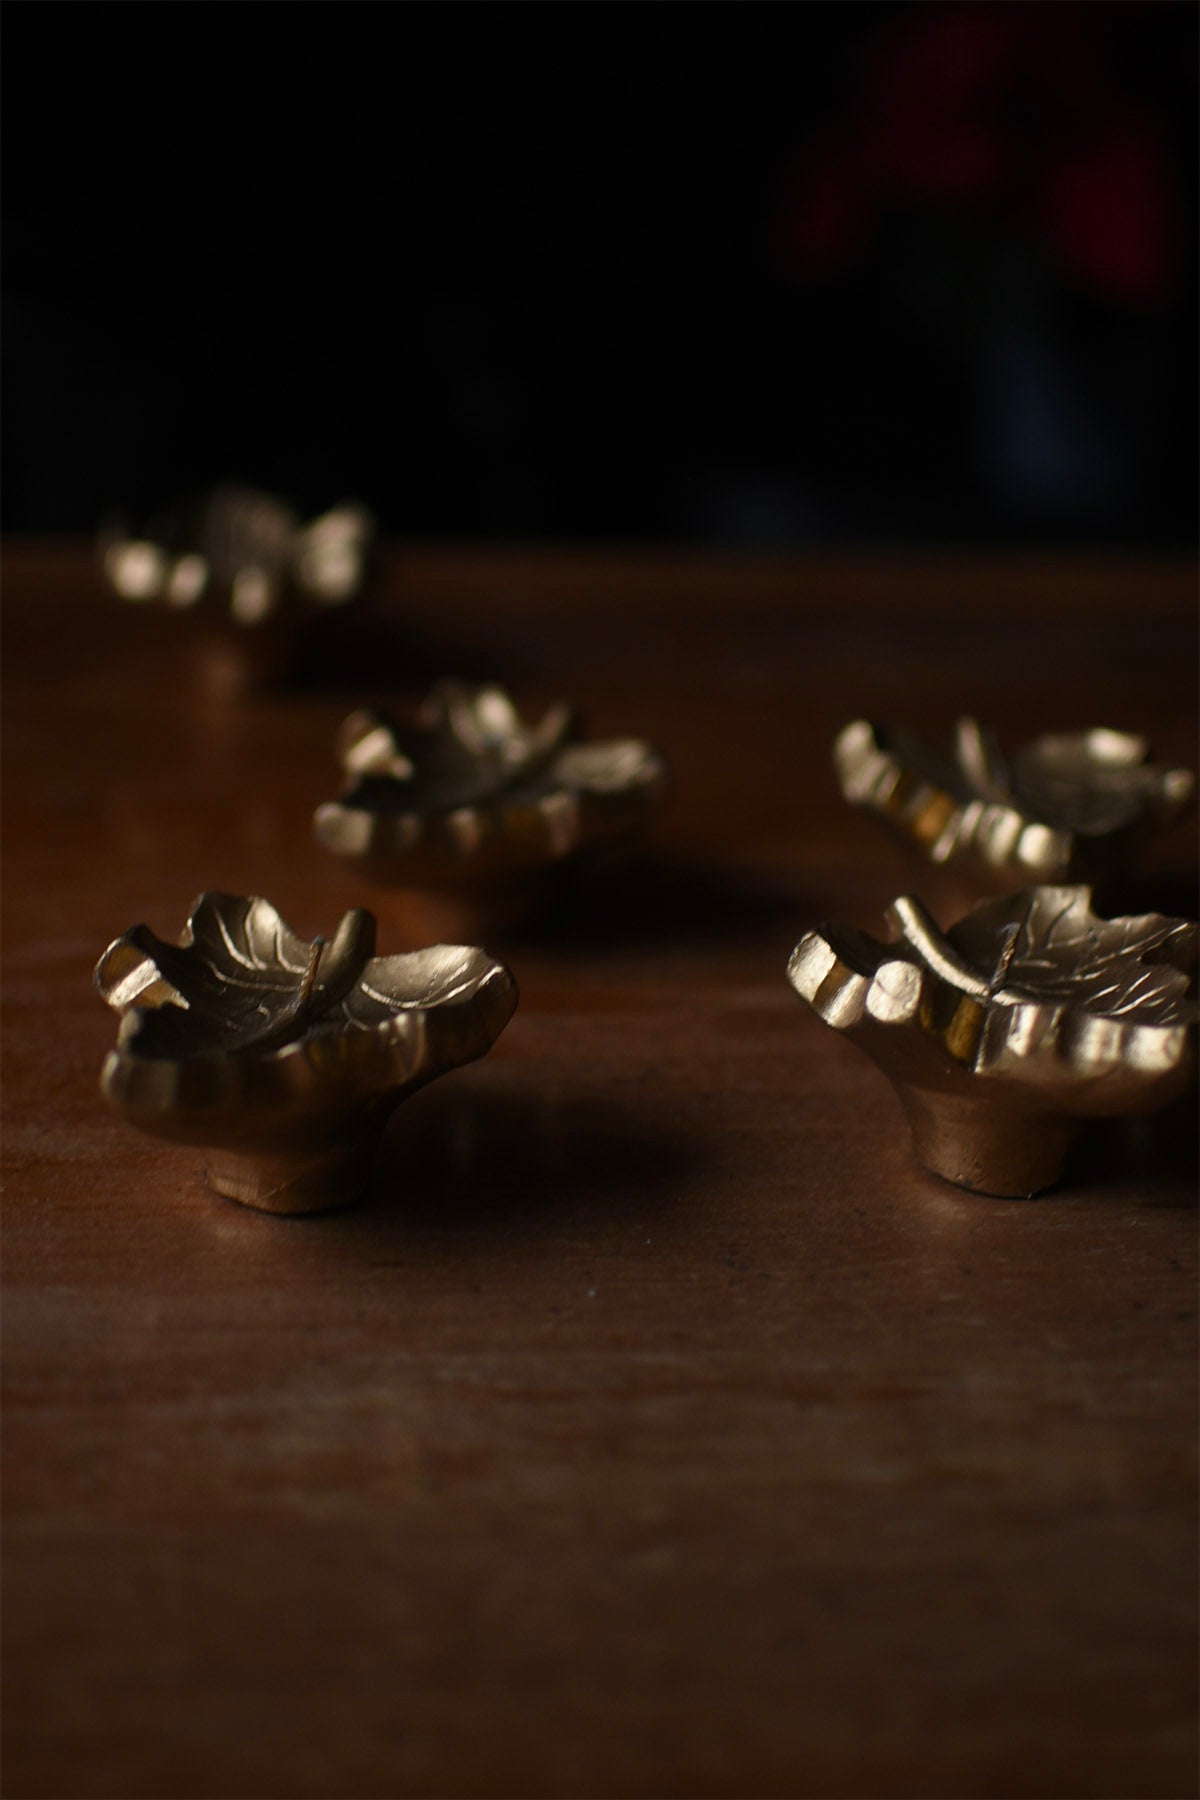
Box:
[99,485,375,692]
[835,719,1193,888]
[101,485,375,622]
[788,886,1197,1197]
[313,681,668,895]
[96,893,517,1214]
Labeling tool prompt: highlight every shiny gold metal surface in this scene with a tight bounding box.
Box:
[313,681,668,901]
[835,718,1193,888]
[789,885,1197,1197]
[95,892,516,1214]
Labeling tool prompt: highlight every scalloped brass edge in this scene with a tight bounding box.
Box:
[833,718,1193,887]
[95,893,518,1211]
[834,719,1073,880]
[100,952,516,1148]
[314,721,669,885]
[787,885,1197,1196]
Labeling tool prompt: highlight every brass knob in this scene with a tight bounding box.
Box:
[835,718,1193,889]
[96,892,516,1214]
[313,680,668,916]
[99,485,375,690]
[789,885,1197,1197]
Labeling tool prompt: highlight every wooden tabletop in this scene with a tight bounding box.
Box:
[3,544,1197,1800]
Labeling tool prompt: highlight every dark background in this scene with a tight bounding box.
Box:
[3,1,1196,546]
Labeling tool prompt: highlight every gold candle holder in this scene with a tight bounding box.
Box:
[96,892,516,1214]
[313,681,668,933]
[99,484,375,691]
[835,718,1193,890]
[788,885,1197,1197]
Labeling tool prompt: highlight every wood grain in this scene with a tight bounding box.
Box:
[3,545,1197,1800]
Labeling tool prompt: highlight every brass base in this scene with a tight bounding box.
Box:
[97,894,519,1221]
[203,1137,378,1215]
[790,887,1196,1201]
[897,1086,1077,1199]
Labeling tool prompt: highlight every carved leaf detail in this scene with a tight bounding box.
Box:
[96,894,509,1063]
[835,719,1194,886]
[338,685,576,815]
[942,887,1197,1025]
[318,683,668,885]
